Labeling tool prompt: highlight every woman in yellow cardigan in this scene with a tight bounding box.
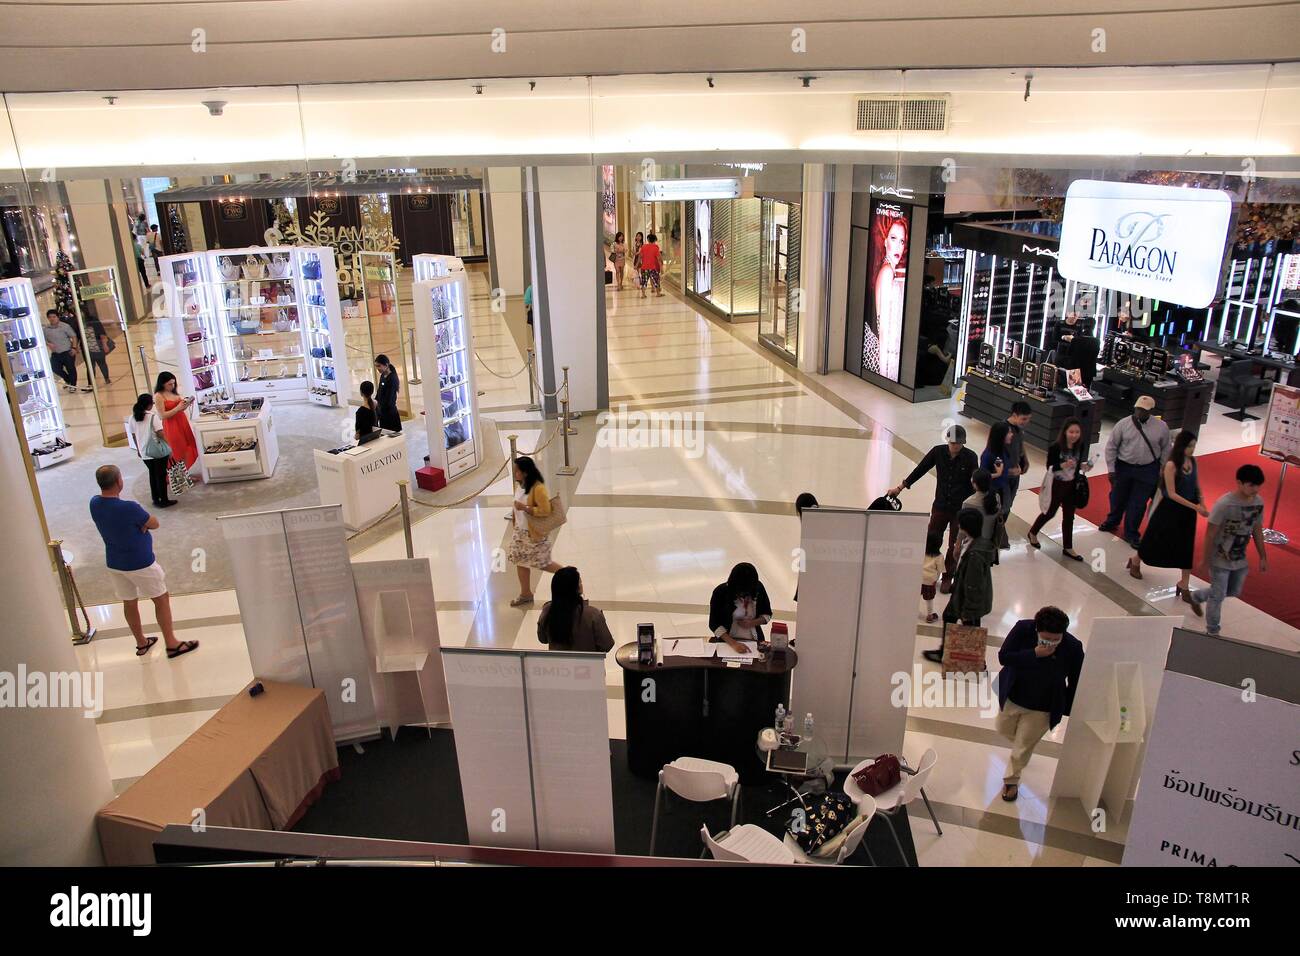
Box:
[509,455,564,606]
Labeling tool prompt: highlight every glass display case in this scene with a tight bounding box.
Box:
[1,277,73,468]
[413,271,480,481]
[160,246,344,409]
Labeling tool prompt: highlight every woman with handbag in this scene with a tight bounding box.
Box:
[1027,418,1092,561]
[609,231,628,290]
[508,455,564,607]
[132,393,175,508]
[1128,430,1207,615]
[154,371,199,471]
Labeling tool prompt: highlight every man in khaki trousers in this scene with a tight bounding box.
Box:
[993,606,1085,802]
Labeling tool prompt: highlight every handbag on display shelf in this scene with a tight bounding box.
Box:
[167,458,194,497]
[850,754,902,797]
[527,493,568,537]
[241,257,267,280]
[301,258,322,280]
[194,370,214,390]
[186,330,204,342]
[268,255,291,279]
[941,622,988,675]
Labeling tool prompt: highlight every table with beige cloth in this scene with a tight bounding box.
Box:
[96,680,339,865]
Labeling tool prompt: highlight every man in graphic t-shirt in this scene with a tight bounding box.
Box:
[1189,464,1268,636]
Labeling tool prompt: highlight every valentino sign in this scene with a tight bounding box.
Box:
[1057,179,1232,309]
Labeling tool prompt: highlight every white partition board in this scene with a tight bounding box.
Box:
[442,648,614,853]
[792,507,928,764]
[221,504,378,741]
[1050,615,1179,821]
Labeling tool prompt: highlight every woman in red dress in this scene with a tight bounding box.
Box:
[154,371,198,471]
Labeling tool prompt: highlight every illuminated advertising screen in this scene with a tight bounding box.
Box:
[864,200,911,381]
[694,199,712,295]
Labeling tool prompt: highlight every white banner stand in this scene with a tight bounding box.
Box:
[1123,629,1300,866]
[1049,615,1179,824]
[219,504,379,742]
[792,506,929,764]
[352,559,450,740]
[442,647,615,853]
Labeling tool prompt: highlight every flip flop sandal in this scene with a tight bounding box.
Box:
[135,635,158,656]
[1001,784,1019,802]
[167,639,199,659]
[509,595,534,607]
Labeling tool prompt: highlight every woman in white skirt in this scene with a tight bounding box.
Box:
[509,455,563,606]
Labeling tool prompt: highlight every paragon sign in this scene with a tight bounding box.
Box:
[1057,180,1232,309]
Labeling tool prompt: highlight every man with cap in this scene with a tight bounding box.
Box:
[1100,395,1172,548]
[889,424,980,557]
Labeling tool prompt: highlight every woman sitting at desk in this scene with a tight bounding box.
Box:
[708,562,772,655]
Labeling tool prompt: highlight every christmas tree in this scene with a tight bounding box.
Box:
[53,251,76,322]
[166,203,189,255]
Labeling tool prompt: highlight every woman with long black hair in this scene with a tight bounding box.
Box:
[1130,430,1207,615]
[131,393,175,508]
[537,567,614,652]
[1027,417,1092,561]
[508,455,564,606]
[708,562,773,655]
[154,371,198,471]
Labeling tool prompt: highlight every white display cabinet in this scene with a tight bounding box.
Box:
[413,274,481,481]
[411,253,465,282]
[1,278,74,468]
[160,246,344,408]
[193,399,280,483]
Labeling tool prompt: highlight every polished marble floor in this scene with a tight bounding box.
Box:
[72,274,1296,865]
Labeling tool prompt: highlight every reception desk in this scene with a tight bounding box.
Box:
[313,433,409,532]
[616,641,797,784]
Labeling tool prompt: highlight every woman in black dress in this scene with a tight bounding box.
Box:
[1129,430,1207,615]
[373,355,402,433]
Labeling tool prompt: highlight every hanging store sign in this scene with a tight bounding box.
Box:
[406,194,433,211]
[638,178,741,201]
[218,200,247,222]
[1058,179,1232,309]
[314,196,342,216]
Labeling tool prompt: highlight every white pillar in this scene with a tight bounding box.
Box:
[485,167,525,296]
[0,408,115,864]
[524,166,607,414]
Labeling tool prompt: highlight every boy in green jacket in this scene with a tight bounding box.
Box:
[923,508,996,663]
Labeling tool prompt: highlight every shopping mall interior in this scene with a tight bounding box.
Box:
[1,2,1298,892]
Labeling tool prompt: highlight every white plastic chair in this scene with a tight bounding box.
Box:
[843,749,941,866]
[702,824,795,864]
[783,793,878,865]
[649,757,741,855]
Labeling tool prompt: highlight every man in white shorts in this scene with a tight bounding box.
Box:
[88,465,199,659]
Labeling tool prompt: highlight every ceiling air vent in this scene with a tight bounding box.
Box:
[854,94,949,132]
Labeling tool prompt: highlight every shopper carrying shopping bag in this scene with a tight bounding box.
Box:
[131,393,175,508]
[508,456,565,607]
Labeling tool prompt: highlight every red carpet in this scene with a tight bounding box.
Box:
[1068,447,1300,629]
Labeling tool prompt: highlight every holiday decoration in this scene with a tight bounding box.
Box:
[286,208,400,298]
[52,251,76,322]
[165,203,189,255]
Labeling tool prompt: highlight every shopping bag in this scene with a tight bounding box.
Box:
[168,458,195,497]
[528,494,568,536]
[941,622,988,675]
[1037,472,1054,513]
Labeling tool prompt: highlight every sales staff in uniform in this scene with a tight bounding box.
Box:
[373,354,402,433]
[1100,395,1171,549]
[888,424,979,557]
[708,562,772,656]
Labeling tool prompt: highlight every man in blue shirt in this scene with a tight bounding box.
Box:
[88,465,198,659]
[994,606,1084,802]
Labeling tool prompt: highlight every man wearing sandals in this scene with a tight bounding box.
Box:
[88,465,199,660]
[993,606,1082,802]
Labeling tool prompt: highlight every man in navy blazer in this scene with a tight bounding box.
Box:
[994,606,1085,802]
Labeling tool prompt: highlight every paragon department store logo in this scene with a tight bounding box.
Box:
[1086,210,1177,282]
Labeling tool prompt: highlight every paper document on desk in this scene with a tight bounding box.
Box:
[714,641,758,661]
[663,638,716,658]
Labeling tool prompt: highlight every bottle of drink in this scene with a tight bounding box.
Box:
[804,712,814,739]
[775,703,786,732]
[1119,705,1130,734]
